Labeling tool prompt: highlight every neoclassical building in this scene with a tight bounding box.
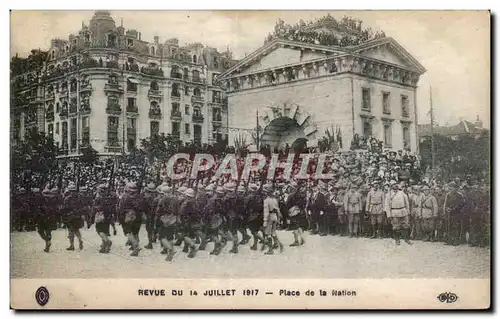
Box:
[11,11,237,157]
[219,30,426,152]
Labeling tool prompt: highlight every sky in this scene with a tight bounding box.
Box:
[10,10,490,128]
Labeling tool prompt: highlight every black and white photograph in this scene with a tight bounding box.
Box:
[9,10,490,309]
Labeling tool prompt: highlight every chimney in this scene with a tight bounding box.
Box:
[154,36,159,44]
[475,115,483,128]
[138,32,141,40]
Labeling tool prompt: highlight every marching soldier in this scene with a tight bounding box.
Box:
[62,183,85,251]
[92,184,116,253]
[178,188,199,258]
[143,183,158,250]
[204,186,226,256]
[245,183,265,251]
[38,187,58,252]
[344,182,362,238]
[156,185,177,261]
[285,181,306,246]
[421,185,438,242]
[236,185,252,245]
[194,184,209,251]
[365,181,385,238]
[223,185,240,253]
[384,181,411,245]
[262,184,283,255]
[117,182,145,256]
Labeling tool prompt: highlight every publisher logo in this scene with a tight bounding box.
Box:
[437,292,458,303]
[35,286,50,306]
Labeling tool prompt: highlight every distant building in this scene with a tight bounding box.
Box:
[10,10,237,158]
[418,116,488,143]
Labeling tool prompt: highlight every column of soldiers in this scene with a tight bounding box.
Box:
[11,176,490,260]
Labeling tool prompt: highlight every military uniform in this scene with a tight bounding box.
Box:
[410,191,425,239]
[117,191,145,237]
[336,189,347,236]
[343,187,362,237]
[421,190,438,241]
[384,186,411,245]
[443,188,466,245]
[93,190,117,237]
[365,187,385,238]
[142,186,158,249]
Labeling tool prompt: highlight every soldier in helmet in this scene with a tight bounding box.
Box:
[117,182,145,256]
[286,181,306,246]
[62,183,85,251]
[365,180,385,238]
[203,186,226,256]
[262,184,283,255]
[443,181,466,246]
[384,181,411,245]
[245,183,265,251]
[236,185,252,245]
[156,185,177,261]
[223,183,241,253]
[92,184,116,253]
[344,181,362,238]
[173,186,188,250]
[179,188,199,258]
[143,183,159,250]
[421,185,438,242]
[38,186,59,252]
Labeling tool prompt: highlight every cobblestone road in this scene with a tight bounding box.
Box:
[11,227,490,279]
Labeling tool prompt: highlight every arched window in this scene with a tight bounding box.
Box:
[193,55,197,63]
[150,46,155,56]
[193,87,201,96]
[150,81,158,91]
[48,103,54,113]
[108,74,118,84]
[70,78,77,92]
[170,65,180,78]
[184,86,189,95]
[183,67,189,79]
[192,70,200,82]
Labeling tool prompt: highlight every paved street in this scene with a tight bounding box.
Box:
[11,227,490,279]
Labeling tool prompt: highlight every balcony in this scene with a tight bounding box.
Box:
[104,83,123,94]
[45,92,55,101]
[171,110,182,121]
[141,67,164,77]
[148,89,163,99]
[402,108,410,118]
[127,129,137,136]
[126,106,138,113]
[171,92,181,101]
[149,109,162,120]
[106,103,122,115]
[80,107,91,115]
[59,109,68,118]
[46,112,55,122]
[211,97,222,104]
[69,104,78,115]
[171,72,182,79]
[80,83,92,92]
[191,95,204,103]
[192,114,204,123]
[105,61,120,70]
[212,115,222,124]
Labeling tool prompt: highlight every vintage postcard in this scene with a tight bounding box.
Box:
[10,10,490,310]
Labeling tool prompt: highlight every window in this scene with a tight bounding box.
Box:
[82,116,89,129]
[185,105,190,115]
[127,38,134,47]
[172,102,180,113]
[193,125,202,144]
[82,131,90,146]
[70,78,77,92]
[56,102,61,113]
[362,88,371,111]
[108,74,118,84]
[108,116,119,128]
[171,83,180,97]
[401,95,409,117]
[212,91,221,103]
[185,123,190,135]
[184,86,189,95]
[192,70,200,82]
[107,117,119,146]
[172,122,180,136]
[127,97,136,110]
[150,46,155,56]
[48,124,54,137]
[150,121,159,136]
[402,125,410,149]
[127,79,138,92]
[127,138,136,151]
[56,122,59,134]
[362,120,372,138]
[383,122,392,147]
[212,73,218,85]
[150,81,159,91]
[193,88,201,96]
[213,108,222,122]
[193,107,201,117]
[70,118,77,149]
[213,57,219,69]
[127,118,137,129]
[193,55,197,63]
[382,92,391,115]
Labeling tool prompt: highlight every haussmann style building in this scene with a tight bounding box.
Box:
[10,10,237,158]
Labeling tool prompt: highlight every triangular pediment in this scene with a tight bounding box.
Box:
[219,39,346,80]
[349,37,426,74]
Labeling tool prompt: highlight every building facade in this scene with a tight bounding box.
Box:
[418,117,489,143]
[10,10,237,157]
[219,26,426,153]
